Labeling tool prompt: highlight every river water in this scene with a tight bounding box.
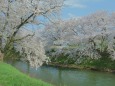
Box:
[8,61,115,86]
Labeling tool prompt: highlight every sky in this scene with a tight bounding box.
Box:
[62,0,115,19]
[27,0,115,30]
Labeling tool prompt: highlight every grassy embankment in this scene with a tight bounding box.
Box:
[48,45,115,72]
[0,62,52,86]
[48,56,115,72]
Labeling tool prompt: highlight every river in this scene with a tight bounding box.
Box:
[8,61,115,86]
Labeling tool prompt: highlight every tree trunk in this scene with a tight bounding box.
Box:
[0,51,4,61]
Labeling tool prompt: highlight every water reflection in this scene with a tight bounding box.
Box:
[9,61,115,86]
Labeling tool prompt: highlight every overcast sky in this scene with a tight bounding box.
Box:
[62,0,115,19]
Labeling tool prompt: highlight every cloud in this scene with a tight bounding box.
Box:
[64,0,87,8]
[64,0,104,9]
[81,0,104,2]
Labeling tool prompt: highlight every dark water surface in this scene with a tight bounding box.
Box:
[8,61,115,86]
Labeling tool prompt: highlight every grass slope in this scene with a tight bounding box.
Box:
[0,62,52,86]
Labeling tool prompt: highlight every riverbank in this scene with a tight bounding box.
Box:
[0,62,52,86]
[47,62,115,73]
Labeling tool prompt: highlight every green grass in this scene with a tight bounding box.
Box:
[0,62,52,86]
[85,57,115,70]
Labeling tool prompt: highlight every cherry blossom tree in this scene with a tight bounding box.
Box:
[0,0,64,68]
[41,11,115,64]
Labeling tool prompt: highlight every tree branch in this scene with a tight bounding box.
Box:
[14,33,35,42]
